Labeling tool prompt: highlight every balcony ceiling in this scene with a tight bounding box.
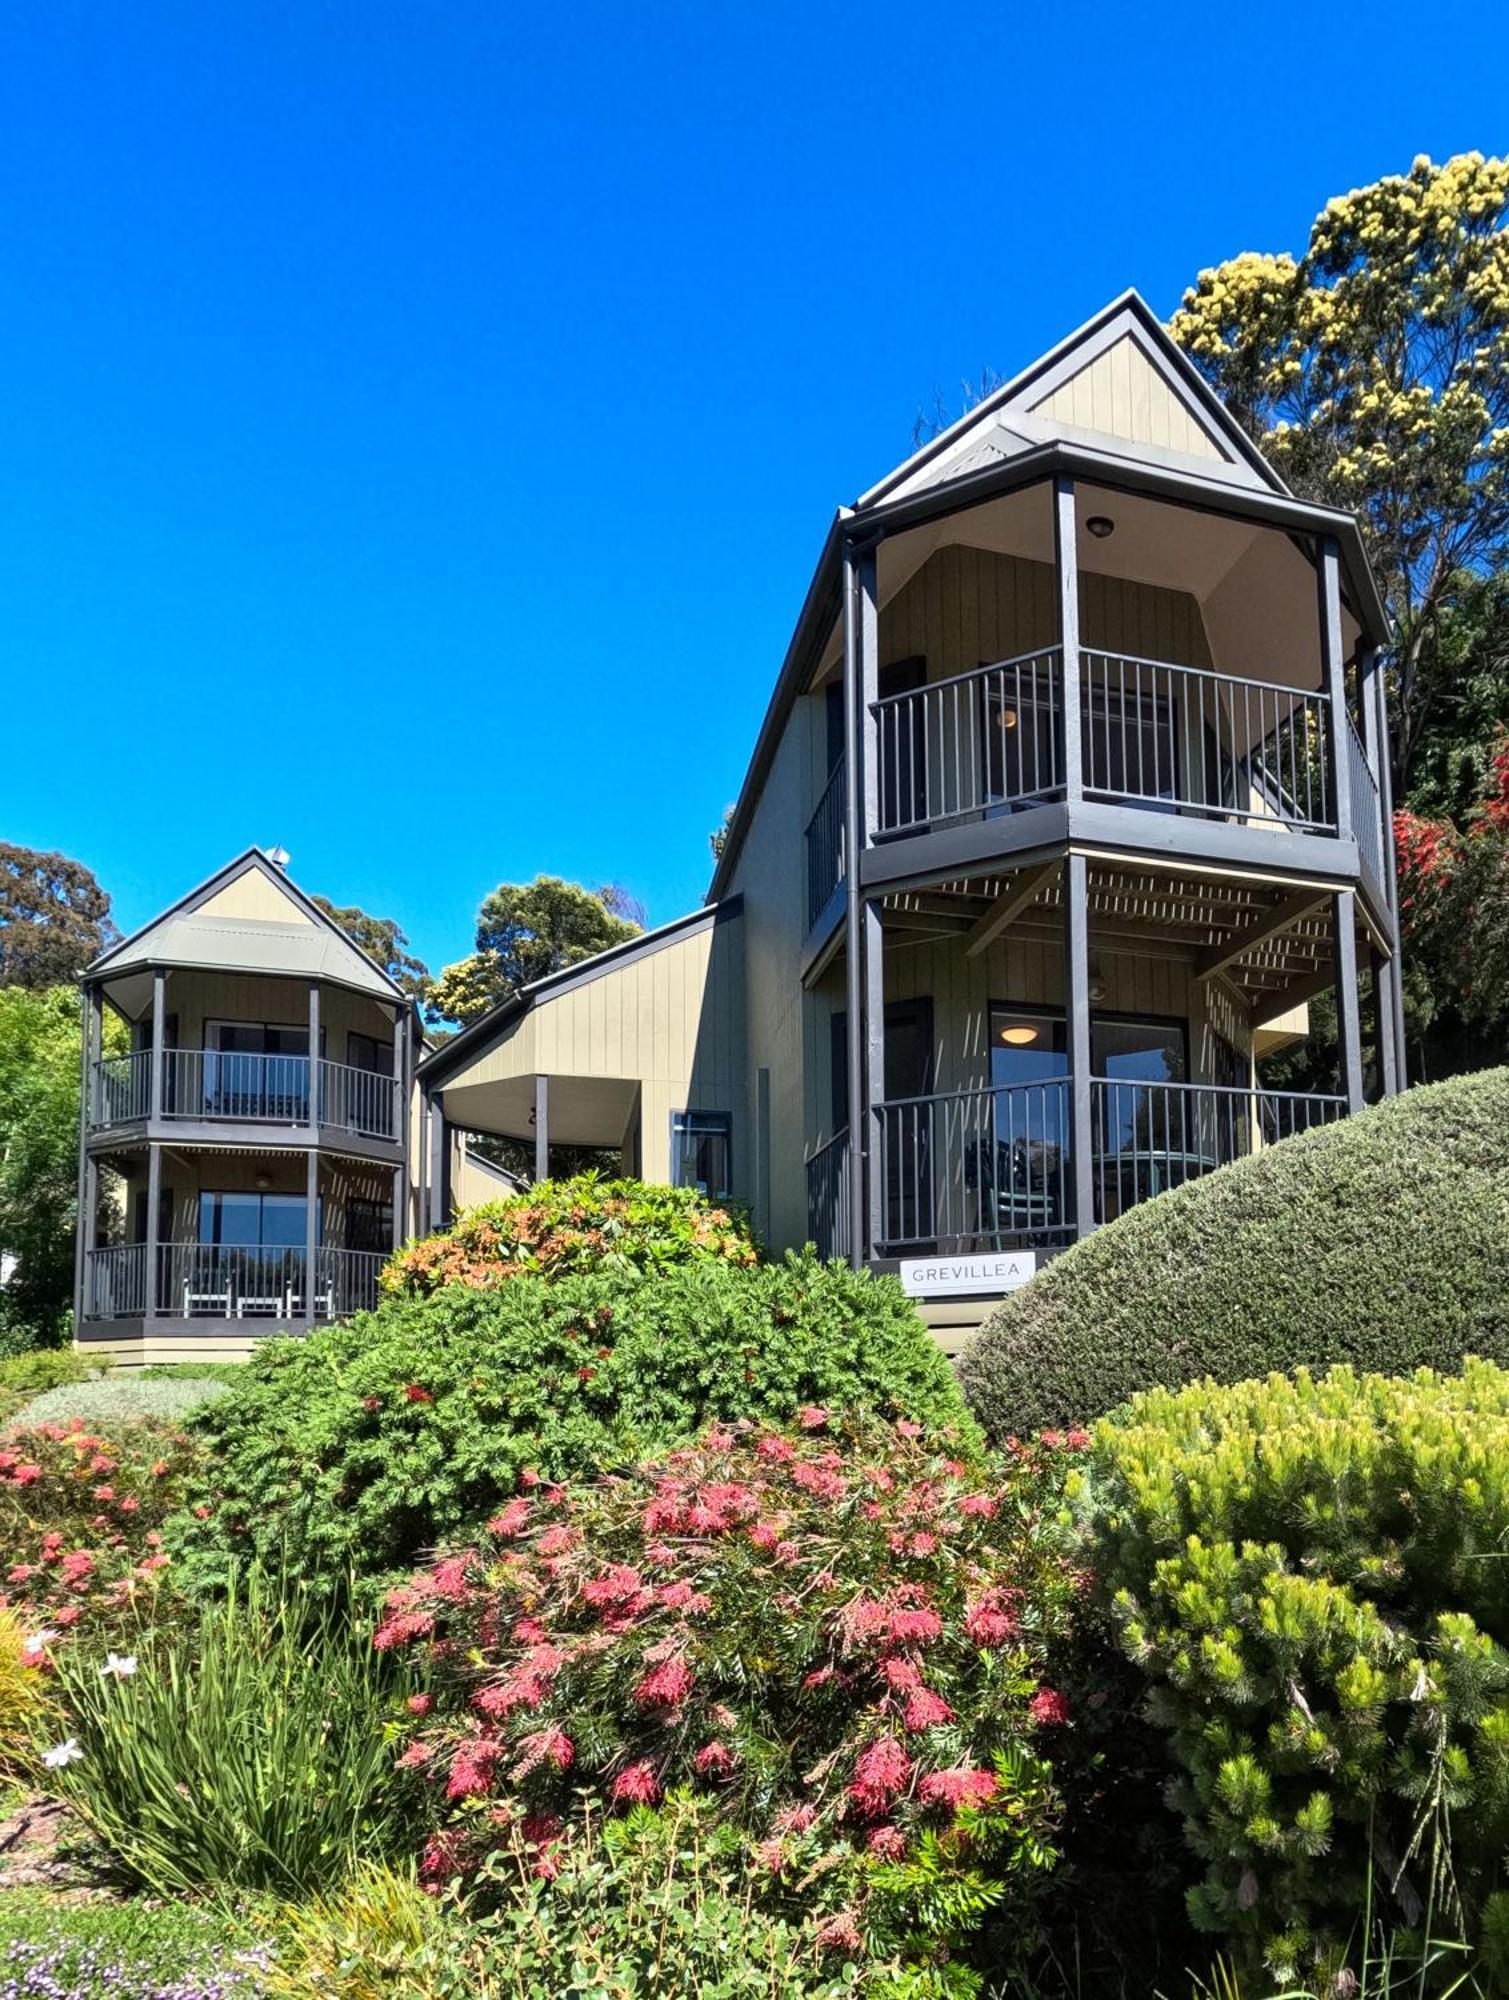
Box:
[880,857,1344,1011]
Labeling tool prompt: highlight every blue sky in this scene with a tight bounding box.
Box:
[2,2,1504,978]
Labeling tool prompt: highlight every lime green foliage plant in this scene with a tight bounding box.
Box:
[1083,1360,1509,1990]
[958,1071,1509,1436]
[172,1253,969,1592]
[16,1373,231,1428]
[0,1344,92,1424]
[383,1172,757,1296]
[385,1415,1079,1993]
[47,1567,412,1897]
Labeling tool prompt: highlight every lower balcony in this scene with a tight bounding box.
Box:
[807,1076,1345,1262]
[81,1242,386,1328]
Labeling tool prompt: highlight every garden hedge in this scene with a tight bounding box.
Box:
[958,1068,1509,1437]
[172,1252,973,1590]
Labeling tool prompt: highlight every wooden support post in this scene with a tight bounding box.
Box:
[425,1097,448,1231]
[73,986,95,1331]
[1333,890,1365,1114]
[1064,853,1096,1236]
[1371,950,1399,1099]
[1371,660,1407,1087]
[392,1163,406,1253]
[1319,539,1352,837]
[145,1140,162,1320]
[304,1148,319,1330]
[841,543,865,1268]
[307,981,321,1132]
[1055,478,1083,803]
[864,898,886,1259]
[534,1073,550,1186]
[149,969,165,1121]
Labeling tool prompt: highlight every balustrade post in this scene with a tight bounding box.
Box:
[864,900,886,1258]
[304,1148,319,1330]
[841,542,864,1268]
[73,986,96,1330]
[1054,478,1084,802]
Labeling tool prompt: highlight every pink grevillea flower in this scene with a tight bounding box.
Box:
[427,1554,474,1600]
[487,1498,530,1539]
[372,1608,434,1651]
[536,1524,576,1556]
[658,1581,712,1615]
[610,1759,661,1806]
[513,1616,547,1645]
[756,1433,795,1462]
[446,1737,503,1801]
[895,1418,923,1439]
[815,1910,864,1954]
[1066,1428,1091,1450]
[634,1654,694,1709]
[772,1802,816,1836]
[868,1824,907,1861]
[526,1725,575,1772]
[798,1406,829,1430]
[694,1740,734,1775]
[958,1493,999,1519]
[888,1606,942,1647]
[11,1465,41,1487]
[879,1653,923,1693]
[919,1765,998,1811]
[60,1551,96,1588]
[791,1462,847,1503]
[1029,1686,1071,1726]
[904,1686,955,1731]
[582,1563,643,1609]
[966,1593,1019,1650]
[407,1692,434,1716]
[849,1736,911,1816]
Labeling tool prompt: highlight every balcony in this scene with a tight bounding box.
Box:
[807,1076,1345,1259]
[81,1242,385,1325]
[802,645,1390,943]
[88,1051,403,1144]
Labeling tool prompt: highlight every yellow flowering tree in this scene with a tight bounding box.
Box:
[1171,153,1509,787]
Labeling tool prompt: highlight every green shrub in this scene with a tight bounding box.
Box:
[384,1171,757,1296]
[47,1566,411,1897]
[0,1345,93,1425]
[1081,1360,1509,1991]
[171,1252,970,1591]
[959,1071,1509,1436]
[0,1890,267,1999]
[386,1415,1078,1991]
[16,1374,231,1428]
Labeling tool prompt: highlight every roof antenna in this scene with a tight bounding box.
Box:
[265,845,291,870]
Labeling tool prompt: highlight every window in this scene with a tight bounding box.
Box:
[198,1192,312,1248]
[204,1021,318,1120]
[347,1031,393,1076]
[670,1112,731,1200]
[345,1197,393,1253]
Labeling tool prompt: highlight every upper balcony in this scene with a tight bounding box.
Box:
[86,1049,403,1148]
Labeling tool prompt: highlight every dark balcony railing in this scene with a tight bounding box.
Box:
[82,1242,385,1322]
[803,1127,852,1262]
[843,1077,1346,1256]
[1345,713,1386,891]
[87,1052,401,1141]
[804,756,847,929]
[870,649,1338,840]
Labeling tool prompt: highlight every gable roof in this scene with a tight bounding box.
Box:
[87,847,411,1004]
[859,291,1286,509]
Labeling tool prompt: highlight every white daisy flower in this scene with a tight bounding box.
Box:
[21,1629,58,1657]
[42,1738,83,1769]
[99,1653,138,1679]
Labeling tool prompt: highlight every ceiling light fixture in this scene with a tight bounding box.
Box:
[1086,516,1115,539]
[997,706,1018,731]
[1000,1024,1039,1046]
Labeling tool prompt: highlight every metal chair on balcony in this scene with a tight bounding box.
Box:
[963,1137,1061,1242]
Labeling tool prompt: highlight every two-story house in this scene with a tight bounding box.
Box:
[77,293,1402,1362]
[418,294,1401,1349]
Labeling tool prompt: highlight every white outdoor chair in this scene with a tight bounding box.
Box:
[183,1281,233,1317]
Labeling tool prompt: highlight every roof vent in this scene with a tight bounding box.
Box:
[265,845,291,870]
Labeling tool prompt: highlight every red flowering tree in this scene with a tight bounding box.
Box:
[1395,728,1509,1049]
[0,1418,201,1648]
[380,1415,1084,1978]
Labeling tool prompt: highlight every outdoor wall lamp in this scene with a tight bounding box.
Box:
[1086,516,1115,539]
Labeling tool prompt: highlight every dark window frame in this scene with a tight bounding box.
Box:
[669,1110,733,1201]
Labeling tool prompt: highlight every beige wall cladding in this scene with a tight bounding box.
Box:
[436,915,748,1195]
[195,868,317,925]
[1027,333,1226,462]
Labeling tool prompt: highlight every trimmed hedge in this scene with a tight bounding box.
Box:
[171,1253,973,1590]
[958,1069,1509,1437]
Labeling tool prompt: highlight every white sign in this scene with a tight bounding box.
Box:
[899,1251,1038,1299]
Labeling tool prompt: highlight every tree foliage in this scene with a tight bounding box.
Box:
[0,986,122,1348]
[0,844,116,989]
[432,876,641,1027]
[310,895,433,1004]
[1169,152,1509,789]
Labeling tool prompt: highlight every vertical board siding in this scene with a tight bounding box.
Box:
[1028,335,1225,463]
